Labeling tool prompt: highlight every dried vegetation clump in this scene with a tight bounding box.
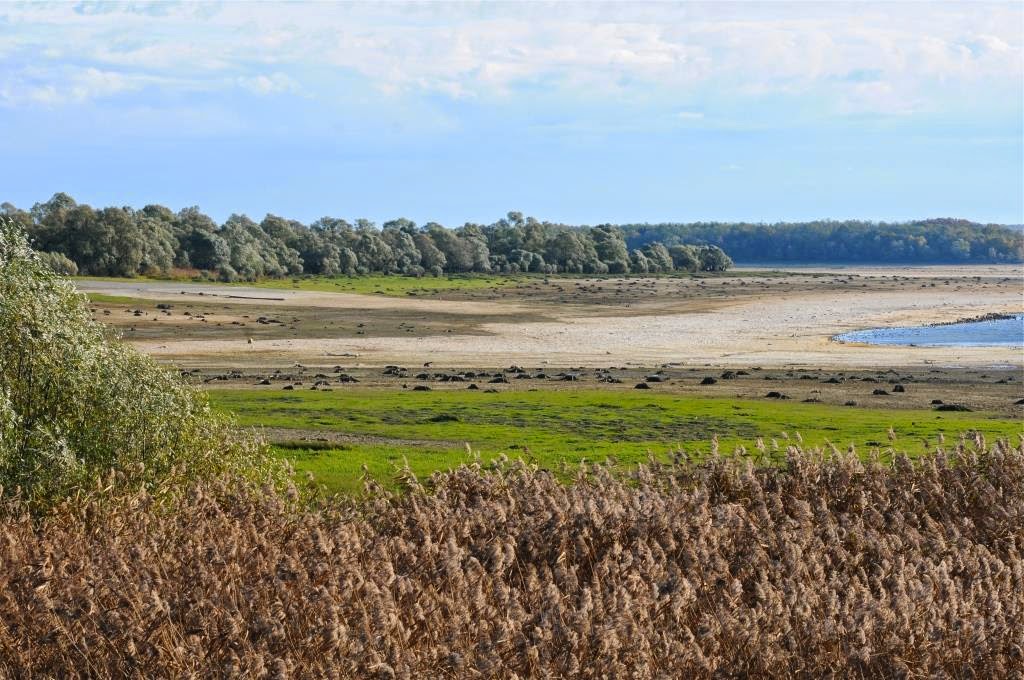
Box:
[1,438,1022,678]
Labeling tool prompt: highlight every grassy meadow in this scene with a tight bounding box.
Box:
[245,273,528,296]
[75,272,528,297]
[209,387,1024,493]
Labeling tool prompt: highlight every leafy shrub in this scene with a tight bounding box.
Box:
[36,250,78,276]
[0,219,271,505]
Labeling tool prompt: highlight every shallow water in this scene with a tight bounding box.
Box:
[835,314,1024,348]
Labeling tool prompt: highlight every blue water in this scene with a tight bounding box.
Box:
[835,314,1024,348]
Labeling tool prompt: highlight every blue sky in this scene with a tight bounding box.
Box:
[1,1,1021,225]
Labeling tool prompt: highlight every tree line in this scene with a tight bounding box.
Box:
[1,194,732,280]
[620,218,1023,264]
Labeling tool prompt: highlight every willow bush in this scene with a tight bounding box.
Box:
[0,219,272,505]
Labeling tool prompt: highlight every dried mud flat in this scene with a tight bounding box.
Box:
[77,265,1024,371]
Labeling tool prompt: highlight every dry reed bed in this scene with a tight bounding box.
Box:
[0,440,1022,678]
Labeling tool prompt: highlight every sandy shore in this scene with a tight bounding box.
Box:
[91,279,1023,370]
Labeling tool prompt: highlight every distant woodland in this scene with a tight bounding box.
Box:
[621,219,1023,264]
[3,194,1020,281]
[2,194,730,280]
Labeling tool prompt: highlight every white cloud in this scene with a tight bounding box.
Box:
[0,66,148,106]
[237,73,301,96]
[0,1,1019,116]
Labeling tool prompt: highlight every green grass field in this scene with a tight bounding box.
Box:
[245,273,526,296]
[77,270,791,300]
[82,292,149,305]
[74,272,525,297]
[209,388,1024,493]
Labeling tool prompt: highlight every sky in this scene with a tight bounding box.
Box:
[1,1,1021,226]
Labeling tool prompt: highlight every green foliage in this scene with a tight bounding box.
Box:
[12,195,727,280]
[622,218,1024,264]
[36,251,78,276]
[0,220,273,505]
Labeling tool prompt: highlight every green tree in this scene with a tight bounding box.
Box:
[591,225,631,273]
[0,219,273,505]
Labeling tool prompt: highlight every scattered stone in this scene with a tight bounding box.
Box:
[700,377,717,385]
[412,385,432,392]
[934,404,971,412]
[467,384,479,390]
[892,384,905,393]
[634,382,651,389]
[872,389,889,396]
[765,391,789,399]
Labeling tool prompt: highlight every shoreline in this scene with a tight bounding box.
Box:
[76,268,1024,371]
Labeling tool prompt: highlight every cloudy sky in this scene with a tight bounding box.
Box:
[1,1,1021,224]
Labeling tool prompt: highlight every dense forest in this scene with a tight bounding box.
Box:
[0,194,731,280]
[4,195,1019,280]
[621,219,1023,264]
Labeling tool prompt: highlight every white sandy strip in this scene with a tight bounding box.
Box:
[733,264,1024,279]
[133,287,1024,369]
